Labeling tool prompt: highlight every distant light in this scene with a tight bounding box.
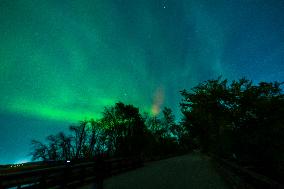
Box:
[66,160,71,163]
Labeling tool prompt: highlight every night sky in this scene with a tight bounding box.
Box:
[1,0,284,164]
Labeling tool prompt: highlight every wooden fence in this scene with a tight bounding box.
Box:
[212,155,284,189]
[0,157,143,189]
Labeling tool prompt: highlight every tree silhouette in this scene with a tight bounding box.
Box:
[57,132,72,160]
[30,140,48,161]
[101,102,146,156]
[180,77,284,181]
[69,120,88,159]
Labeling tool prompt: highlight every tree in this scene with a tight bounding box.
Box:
[180,77,284,181]
[101,102,146,156]
[180,77,232,153]
[69,121,88,159]
[145,115,162,138]
[87,119,107,158]
[46,135,59,160]
[57,132,72,160]
[30,140,48,161]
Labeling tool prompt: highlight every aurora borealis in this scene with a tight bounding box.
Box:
[1,0,284,164]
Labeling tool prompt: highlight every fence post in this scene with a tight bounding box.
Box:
[0,179,3,189]
[39,172,47,189]
[61,165,70,188]
[95,158,105,189]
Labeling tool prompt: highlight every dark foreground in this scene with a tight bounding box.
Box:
[82,153,230,189]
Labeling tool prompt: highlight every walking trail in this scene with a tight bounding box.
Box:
[84,152,230,189]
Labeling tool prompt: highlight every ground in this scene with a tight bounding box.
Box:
[82,152,230,189]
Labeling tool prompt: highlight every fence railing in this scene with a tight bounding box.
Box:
[0,157,143,189]
[212,155,284,189]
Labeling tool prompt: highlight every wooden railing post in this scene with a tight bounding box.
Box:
[80,166,86,184]
[94,159,105,189]
[60,165,69,188]
[39,172,47,189]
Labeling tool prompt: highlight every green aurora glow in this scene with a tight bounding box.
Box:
[2,0,284,122]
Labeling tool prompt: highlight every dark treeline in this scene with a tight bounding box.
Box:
[180,77,284,181]
[31,103,188,161]
[31,77,284,181]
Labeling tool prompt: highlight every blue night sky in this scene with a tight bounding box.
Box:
[0,0,284,164]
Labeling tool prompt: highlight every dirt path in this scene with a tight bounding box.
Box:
[102,153,230,189]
